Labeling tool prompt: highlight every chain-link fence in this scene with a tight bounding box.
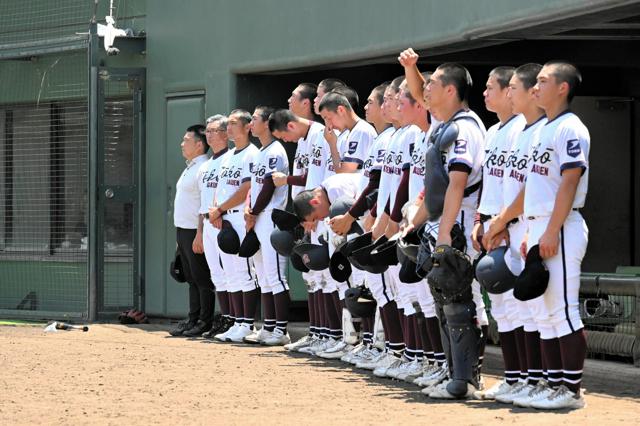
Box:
[0,0,145,320]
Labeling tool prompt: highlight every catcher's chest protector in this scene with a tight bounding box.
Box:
[423,116,478,221]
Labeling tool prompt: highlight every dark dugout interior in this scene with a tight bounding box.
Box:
[235,35,640,274]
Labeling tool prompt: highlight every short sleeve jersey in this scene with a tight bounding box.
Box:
[305,121,329,190]
[477,114,526,216]
[197,148,232,214]
[343,120,377,168]
[377,126,404,217]
[409,119,441,202]
[429,109,487,210]
[502,115,546,209]
[292,136,310,200]
[325,129,349,179]
[321,173,362,203]
[250,140,289,211]
[215,143,259,211]
[389,124,422,213]
[360,126,393,193]
[524,111,590,217]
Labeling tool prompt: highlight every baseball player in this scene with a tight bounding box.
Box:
[471,67,528,400]
[268,108,330,351]
[375,80,431,382]
[396,51,450,387]
[330,82,394,365]
[210,109,260,343]
[481,63,547,405]
[417,62,489,399]
[243,106,292,346]
[197,115,236,339]
[315,88,378,359]
[355,77,409,376]
[484,61,589,410]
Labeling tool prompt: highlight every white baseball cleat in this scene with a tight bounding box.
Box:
[228,324,255,343]
[340,342,365,363]
[262,328,291,346]
[397,359,425,383]
[350,347,380,365]
[426,379,478,399]
[373,355,403,378]
[356,350,387,370]
[413,363,442,386]
[297,337,325,354]
[512,380,554,407]
[474,379,512,400]
[495,381,532,404]
[244,327,272,344]
[419,365,449,388]
[530,385,586,410]
[284,334,315,352]
[317,340,353,359]
[214,323,240,342]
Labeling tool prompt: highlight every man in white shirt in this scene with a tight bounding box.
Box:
[169,125,215,337]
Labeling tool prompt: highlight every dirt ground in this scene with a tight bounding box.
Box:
[1,324,639,426]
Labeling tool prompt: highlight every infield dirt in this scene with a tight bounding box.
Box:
[1,324,638,425]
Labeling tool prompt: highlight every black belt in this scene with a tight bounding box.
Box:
[527,208,580,221]
[204,209,240,219]
[479,213,518,225]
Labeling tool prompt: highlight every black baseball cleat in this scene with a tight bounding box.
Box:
[183,319,211,337]
[169,319,196,337]
[202,314,224,339]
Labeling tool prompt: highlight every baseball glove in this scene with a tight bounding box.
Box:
[426,244,474,304]
[118,309,149,325]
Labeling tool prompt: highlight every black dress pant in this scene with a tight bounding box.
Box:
[176,227,215,323]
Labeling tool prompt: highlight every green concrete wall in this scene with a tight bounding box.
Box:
[144,0,633,316]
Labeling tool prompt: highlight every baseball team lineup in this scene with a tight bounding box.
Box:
[171,47,590,410]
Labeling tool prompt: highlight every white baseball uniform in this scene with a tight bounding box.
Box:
[523,111,590,340]
[503,115,547,332]
[478,114,526,333]
[197,148,232,291]
[314,173,362,299]
[250,140,290,295]
[324,129,349,179]
[215,143,260,293]
[305,121,329,190]
[409,118,440,203]
[389,124,422,316]
[291,134,310,200]
[425,109,489,325]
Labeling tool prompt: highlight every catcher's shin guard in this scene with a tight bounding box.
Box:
[443,301,481,397]
[435,303,453,376]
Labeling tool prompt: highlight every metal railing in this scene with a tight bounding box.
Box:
[580,274,640,366]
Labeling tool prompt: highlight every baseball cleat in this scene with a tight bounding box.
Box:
[284,334,314,352]
[495,381,531,404]
[169,319,196,337]
[396,359,424,383]
[227,324,255,343]
[529,385,586,410]
[373,355,403,378]
[244,327,272,344]
[474,379,512,400]
[214,323,240,342]
[317,340,353,359]
[512,380,554,408]
[262,328,291,346]
[426,379,478,399]
[355,350,386,370]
